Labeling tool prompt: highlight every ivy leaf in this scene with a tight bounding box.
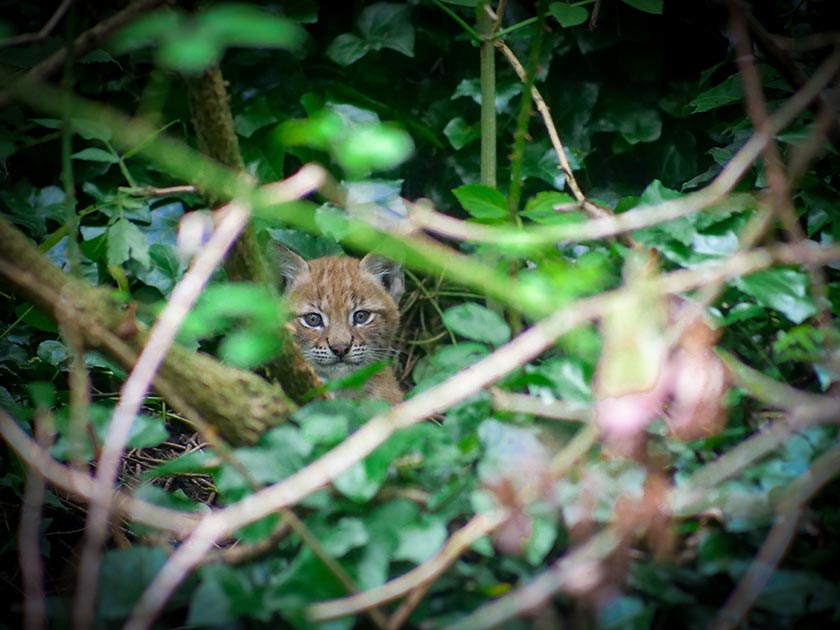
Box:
[443,303,511,347]
[133,244,184,296]
[452,184,509,220]
[443,117,480,150]
[37,340,69,366]
[393,514,448,563]
[734,268,817,324]
[690,74,743,113]
[72,147,119,163]
[621,0,664,14]
[521,191,577,222]
[333,429,415,502]
[549,3,589,28]
[357,3,415,57]
[319,518,369,557]
[326,33,369,66]
[107,218,150,268]
[98,548,168,620]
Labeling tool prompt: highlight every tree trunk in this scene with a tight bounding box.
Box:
[185,68,322,403]
[0,217,292,446]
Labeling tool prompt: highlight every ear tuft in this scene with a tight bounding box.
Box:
[360,253,405,304]
[271,243,309,291]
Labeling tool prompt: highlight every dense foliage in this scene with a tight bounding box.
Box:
[2,1,840,628]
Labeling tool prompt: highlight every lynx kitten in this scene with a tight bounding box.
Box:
[275,245,404,403]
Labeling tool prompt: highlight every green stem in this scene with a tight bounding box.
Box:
[60,5,79,277]
[431,0,482,42]
[477,4,497,188]
[495,16,538,38]
[508,2,547,220]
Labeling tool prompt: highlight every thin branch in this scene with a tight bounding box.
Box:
[708,439,840,630]
[0,0,166,109]
[444,529,623,630]
[495,39,598,213]
[0,409,199,536]
[491,388,592,422]
[124,238,840,629]
[409,46,840,246]
[743,5,840,152]
[73,201,252,630]
[0,0,73,49]
[19,409,53,630]
[309,512,509,622]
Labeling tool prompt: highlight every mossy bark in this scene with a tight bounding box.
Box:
[0,217,291,446]
[184,67,322,403]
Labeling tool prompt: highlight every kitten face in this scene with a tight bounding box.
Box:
[276,247,403,382]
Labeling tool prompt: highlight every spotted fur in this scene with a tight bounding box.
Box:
[275,245,404,403]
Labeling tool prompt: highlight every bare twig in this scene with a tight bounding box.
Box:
[491,388,592,422]
[73,201,252,630]
[0,0,166,109]
[0,409,199,535]
[743,5,840,152]
[410,46,840,247]
[708,439,840,630]
[0,0,73,49]
[19,409,53,630]
[495,40,602,215]
[444,529,623,630]
[310,512,509,622]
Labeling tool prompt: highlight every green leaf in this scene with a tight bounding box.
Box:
[72,147,119,163]
[621,0,664,14]
[218,330,282,369]
[142,450,217,479]
[293,400,352,446]
[133,244,184,296]
[319,517,369,557]
[197,4,306,50]
[98,547,168,620]
[452,184,510,220]
[734,268,817,324]
[234,96,278,138]
[158,32,221,73]
[549,3,589,28]
[452,78,522,113]
[333,123,414,176]
[188,566,235,627]
[525,515,559,565]
[689,74,743,114]
[107,218,150,268]
[357,3,414,57]
[393,514,447,563]
[333,429,416,502]
[51,405,167,463]
[72,118,113,142]
[521,191,579,224]
[443,117,480,150]
[326,33,369,66]
[109,10,183,54]
[36,340,69,366]
[443,303,511,347]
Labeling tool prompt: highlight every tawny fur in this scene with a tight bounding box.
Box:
[276,246,404,403]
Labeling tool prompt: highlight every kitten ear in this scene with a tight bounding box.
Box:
[360,253,404,304]
[272,243,309,290]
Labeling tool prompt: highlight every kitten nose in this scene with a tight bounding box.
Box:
[329,341,351,358]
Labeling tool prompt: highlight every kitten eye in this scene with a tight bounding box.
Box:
[300,313,324,328]
[352,310,373,325]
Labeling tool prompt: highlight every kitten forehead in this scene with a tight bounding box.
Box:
[288,256,395,311]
